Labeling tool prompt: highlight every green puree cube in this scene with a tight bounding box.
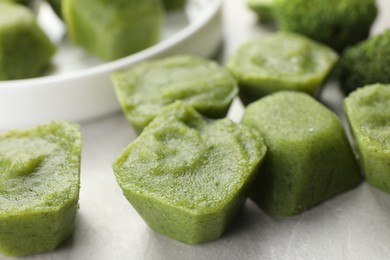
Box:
[242,92,361,216]
[0,121,81,256]
[226,32,338,104]
[0,2,55,80]
[113,101,266,244]
[344,84,390,193]
[63,0,164,60]
[112,55,238,133]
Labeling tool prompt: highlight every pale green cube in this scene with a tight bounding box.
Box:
[243,91,361,216]
[0,121,81,256]
[113,101,266,244]
[344,84,390,193]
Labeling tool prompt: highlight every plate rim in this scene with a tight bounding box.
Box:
[0,0,223,89]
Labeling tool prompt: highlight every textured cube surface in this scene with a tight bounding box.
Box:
[0,2,55,80]
[344,84,390,193]
[242,92,361,216]
[226,32,337,104]
[63,0,164,60]
[113,101,266,244]
[0,121,81,256]
[112,55,238,132]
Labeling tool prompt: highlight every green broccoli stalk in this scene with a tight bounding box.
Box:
[337,30,390,94]
[247,0,276,22]
[274,0,377,52]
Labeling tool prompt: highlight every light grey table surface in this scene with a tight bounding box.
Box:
[3,0,390,259]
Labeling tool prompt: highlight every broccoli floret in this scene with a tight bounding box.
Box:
[275,0,377,52]
[247,0,276,22]
[337,30,390,94]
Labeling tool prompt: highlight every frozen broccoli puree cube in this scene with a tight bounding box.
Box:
[0,121,81,256]
[63,0,164,60]
[247,0,275,22]
[113,101,266,244]
[163,0,186,11]
[274,0,377,52]
[242,92,361,216]
[112,55,238,133]
[226,32,338,104]
[0,2,55,80]
[344,84,390,193]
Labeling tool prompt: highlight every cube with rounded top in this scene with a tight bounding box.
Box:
[242,91,361,216]
[112,55,238,133]
[0,121,81,256]
[344,84,390,193]
[113,101,266,244]
[0,2,55,80]
[226,32,338,104]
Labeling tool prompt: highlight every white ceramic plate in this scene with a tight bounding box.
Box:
[0,0,223,129]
